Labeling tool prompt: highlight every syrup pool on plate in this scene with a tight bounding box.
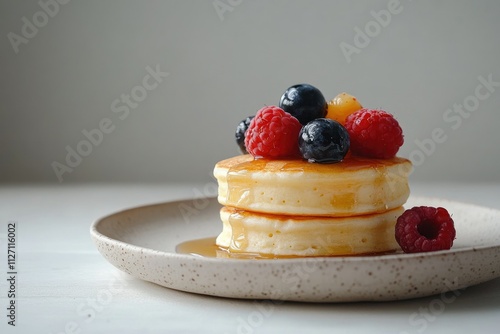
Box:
[176,237,312,259]
[175,237,272,259]
[175,237,397,259]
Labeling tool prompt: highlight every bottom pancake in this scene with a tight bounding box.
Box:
[216,206,404,257]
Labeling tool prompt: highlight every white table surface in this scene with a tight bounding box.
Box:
[1,182,499,334]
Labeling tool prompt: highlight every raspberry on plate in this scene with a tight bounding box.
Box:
[395,206,456,253]
[244,106,302,159]
[344,109,404,159]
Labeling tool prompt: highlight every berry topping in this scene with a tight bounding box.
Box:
[298,118,350,163]
[395,206,456,253]
[326,92,363,125]
[244,106,302,159]
[344,109,404,159]
[279,84,327,125]
[235,116,255,154]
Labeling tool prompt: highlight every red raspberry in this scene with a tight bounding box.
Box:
[344,109,404,159]
[245,106,302,158]
[395,206,456,253]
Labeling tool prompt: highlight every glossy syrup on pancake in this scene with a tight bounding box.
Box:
[216,154,411,217]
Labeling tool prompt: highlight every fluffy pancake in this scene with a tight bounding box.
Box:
[214,154,412,217]
[216,206,404,257]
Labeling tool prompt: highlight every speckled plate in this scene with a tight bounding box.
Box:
[90,196,500,302]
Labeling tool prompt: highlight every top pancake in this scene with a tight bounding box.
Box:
[214,154,412,217]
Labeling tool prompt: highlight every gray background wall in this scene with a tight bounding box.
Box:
[1,0,499,184]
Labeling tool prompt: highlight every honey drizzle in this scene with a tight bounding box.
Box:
[227,210,249,251]
[197,155,410,259]
[222,155,410,215]
[175,237,220,257]
[175,237,398,259]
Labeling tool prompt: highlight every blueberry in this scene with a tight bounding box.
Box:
[279,84,327,125]
[235,116,254,154]
[299,118,350,163]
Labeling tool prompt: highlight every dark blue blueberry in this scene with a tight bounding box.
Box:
[299,118,350,163]
[279,84,327,125]
[235,116,254,154]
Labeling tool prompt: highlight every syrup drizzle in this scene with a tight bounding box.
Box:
[175,237,277,259]
[220,154,411,215]
[189,155,409,259]
[175,237,220,257]
[175,237,397,259]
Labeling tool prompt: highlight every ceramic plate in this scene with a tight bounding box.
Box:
[90,196,500,302]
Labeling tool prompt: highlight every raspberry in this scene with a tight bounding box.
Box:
[244,106,302,158]
[344,109,404,159]
[395,206,456,253]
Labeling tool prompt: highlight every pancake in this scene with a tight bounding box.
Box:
[214,154,412,217]
[216,206,404,257]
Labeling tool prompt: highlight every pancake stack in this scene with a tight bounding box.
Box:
[214,154,412,257]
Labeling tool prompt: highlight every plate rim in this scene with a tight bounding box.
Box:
[90,195,500,302]
[90,195,500,264]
